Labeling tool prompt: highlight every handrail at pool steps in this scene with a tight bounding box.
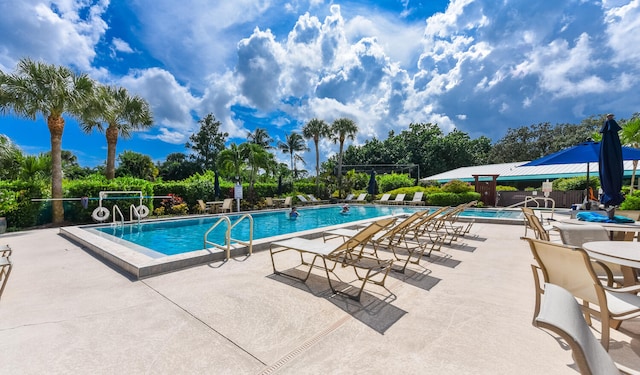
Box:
[501,196,555,220]
[204,214,254,260]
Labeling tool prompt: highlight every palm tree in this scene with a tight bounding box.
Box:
[278,132,309,178]
[621,117,640,193]
[240,142,271,204]
[302,118,331,196]
[218,143,245,183]
[330,118,358,198]
[247,128,273,149]
[0,58,94,223]
[80,85,153,179]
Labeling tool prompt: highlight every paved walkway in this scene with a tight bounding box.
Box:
[0,223,639,374]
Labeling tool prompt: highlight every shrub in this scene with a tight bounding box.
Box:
[552,176,599,191]
[377,173,414,193]
[426,191,480,206]
[620,195,640,210]
[496,185,518,191]
[442,179,474,193]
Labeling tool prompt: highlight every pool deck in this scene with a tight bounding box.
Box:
[1,222,639,374]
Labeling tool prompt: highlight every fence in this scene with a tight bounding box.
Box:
[496,190,585,208]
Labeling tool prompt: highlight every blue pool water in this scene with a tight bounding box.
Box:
[92,205,523,256]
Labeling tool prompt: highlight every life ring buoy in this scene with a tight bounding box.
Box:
[92,207,110,222]
[135,205,150,218]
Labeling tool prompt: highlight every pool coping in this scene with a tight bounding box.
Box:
[59,205,530,280]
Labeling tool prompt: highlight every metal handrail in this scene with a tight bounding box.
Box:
[203,214,254,260]
[129,205,142,224]
[503,196,556,219]
[112,205,124,226]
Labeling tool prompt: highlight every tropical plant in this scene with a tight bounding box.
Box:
[240,142,271,202]
[621,116,640,193]
[302,118,330,196]
[0,58,94,223]
[330,118,358,197]
[0,134,23,180]
[247,127,273,149]
[115,150,157,181]
[80,84,153,179]
[278,132,309,178]
[218,142,245,183]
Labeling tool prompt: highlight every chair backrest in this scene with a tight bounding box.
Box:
[197,199,206,210]
[554,223,610,247]
[394,193,406,202]
[343,194,354,201]
[297,195,308,202]
[355,193,367,201]
[307,194,318,201]
[521,209,550,241]
[266,197,274,207]
[334,217,397,255]
[378,210,430,240]
[522,237,600,305]
[412,192,423,202]
[379,194,390,201]
[283,196,292,207]
[221,198,233,210]
[535,283,621,375]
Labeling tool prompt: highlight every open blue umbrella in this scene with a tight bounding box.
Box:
[599,117,625,207]
[522,141,640,187]
[367,170,378,195]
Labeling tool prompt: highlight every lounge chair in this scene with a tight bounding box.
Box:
[269,218,397,301]
[522,237,640,350]
[296,195,313,206]
[354,193,367,203]
[425,204,471,243]
[0,246,12,300]
[220,198,234,213]
[265,197,276,208]
[339,193,354,203]
[374,194,390,204]
[534,283,637,375]
[307,194,329,204]
[389,193,406,205]
[406,192,425,206]
[323,210,443,273]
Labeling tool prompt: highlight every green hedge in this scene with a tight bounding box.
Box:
[426,191,481,206]
[0,180,47,229]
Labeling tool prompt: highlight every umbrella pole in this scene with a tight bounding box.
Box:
[584,164,591,209]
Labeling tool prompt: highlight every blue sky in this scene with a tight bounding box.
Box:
[1,0,639,171]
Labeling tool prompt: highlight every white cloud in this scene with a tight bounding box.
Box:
[112,38,134,54]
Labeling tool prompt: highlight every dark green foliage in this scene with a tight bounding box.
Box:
[377,173,414,193]
[551,176,599,191]
[441,179,474,193]
[427,192,481,206]
[0,180,47,229]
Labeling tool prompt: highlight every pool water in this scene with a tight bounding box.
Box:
[92,205,524,257]
[94,205,422,256]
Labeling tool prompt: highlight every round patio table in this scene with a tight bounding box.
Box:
[583,241,640,286]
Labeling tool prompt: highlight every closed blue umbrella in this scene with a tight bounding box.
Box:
[599,115,625,207]
[214,171,220,199]
[367,170,378,195]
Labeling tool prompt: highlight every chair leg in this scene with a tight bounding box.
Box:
[0,259,12,300]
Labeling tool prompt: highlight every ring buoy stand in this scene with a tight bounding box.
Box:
[135,205,150,218]
[92,207,110,222]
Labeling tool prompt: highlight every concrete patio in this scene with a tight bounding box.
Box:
[1,222,639,374]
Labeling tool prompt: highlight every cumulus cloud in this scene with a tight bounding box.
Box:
[0,0,108,72]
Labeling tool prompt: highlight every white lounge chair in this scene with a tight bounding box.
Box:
[354,193,367,203]
[296,195,313,205]
[374,194,390,204]
[269,218,397,301]
[389,193,406,205]
[406,192,425,205]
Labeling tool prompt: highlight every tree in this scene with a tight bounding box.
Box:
[157,152,200,181]
[330,118,358,197]
[240,142,271,204]
[80,85,153,179]
[621,114,640,193]
[247,127,273,149]
[218,143,245,182]
[115,150,157,180]
[0,58,94,223]
[185,113,228,172]
[0,134,23,180]
[302,118,330,195]
[278,132,309,178]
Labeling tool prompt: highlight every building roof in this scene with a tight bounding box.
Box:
[422,161,639,183]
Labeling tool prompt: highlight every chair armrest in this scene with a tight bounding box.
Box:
[591,260,615,287]
[602,284,640,294]
[618,362,640,375]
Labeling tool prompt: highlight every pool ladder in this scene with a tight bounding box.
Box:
[203,214,254,260]
[111,204,143,226]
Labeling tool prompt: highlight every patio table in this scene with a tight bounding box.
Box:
[583,241,640,286]
[206,201,224,213]
[560,218,640,241]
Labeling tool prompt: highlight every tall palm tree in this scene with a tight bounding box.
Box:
[240,142,271,204]
[81,84,153,179]
[278,132,309,178]
[0,58,94,223]
[330,118,358,198]
[302,118,331,196]
[247,128,273,149]
[621,117,640,193]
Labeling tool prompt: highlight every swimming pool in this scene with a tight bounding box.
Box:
[93,205,423,256]
[59,205,524,279]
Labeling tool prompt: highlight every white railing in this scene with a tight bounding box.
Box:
[204,214,254,260]
[503,196,556,219]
